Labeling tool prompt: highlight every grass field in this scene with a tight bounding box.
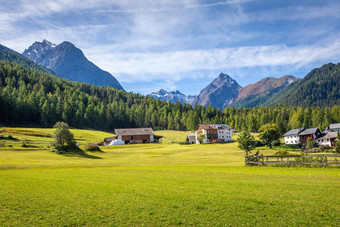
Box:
[0,128,339,226]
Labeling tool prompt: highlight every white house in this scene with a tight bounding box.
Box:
[215,124,233,141]
[283,128,304,145]
[194,124,233,144]
[315,130,338,148]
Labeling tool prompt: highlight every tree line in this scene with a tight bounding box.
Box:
[1,61,340,133]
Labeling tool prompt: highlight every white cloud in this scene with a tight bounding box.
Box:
[87,41,340,82]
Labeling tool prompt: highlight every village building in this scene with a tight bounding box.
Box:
[283,128,321,146]
[330,123,340,132]
[298,128,321,146]
[283,128,304,145]
[194,124,233,144]
[104,128,162,145]
[315,130,338,148]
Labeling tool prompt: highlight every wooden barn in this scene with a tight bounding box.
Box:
[114,128,162,144]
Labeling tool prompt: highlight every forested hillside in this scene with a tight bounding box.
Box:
[0,62,340,133]
[264,63,340,107]
[0,44,55,75]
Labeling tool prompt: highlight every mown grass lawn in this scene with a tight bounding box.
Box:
[0,128,339,226]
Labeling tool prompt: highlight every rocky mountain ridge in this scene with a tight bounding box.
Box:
[23,40,123,90]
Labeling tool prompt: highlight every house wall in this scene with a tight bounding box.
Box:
[316,139,332,147]
[195,126,232,143]
[121,135,151,144]
[217,128,233,141]
[284,135,300,144]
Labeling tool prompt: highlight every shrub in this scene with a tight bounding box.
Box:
[319,145,331,152]
[49,148,65,154]
[85,143,101,152]
[52,122,76,149]
[254,140,264,147]
[274,150,291,156]
[21,139,29,147]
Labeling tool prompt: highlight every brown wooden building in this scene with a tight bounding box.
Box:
[195,124,226,144]
[298,128,321,146]
[114,128,162,144]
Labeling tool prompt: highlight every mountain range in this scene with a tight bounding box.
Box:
[22,40,123,90]
[0,41,339,108]
[148,89,197,105]
[149,74,301,108]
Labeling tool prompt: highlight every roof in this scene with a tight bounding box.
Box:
[213,124,232,129]
[187,134,195,137]
[330,123,340,129]
[196,124,217,130]
[316,131,338,140]
[298,128,319,136]
[114,128,154,136]
[283,128,304,136]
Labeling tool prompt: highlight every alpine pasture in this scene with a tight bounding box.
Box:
[0,128,339,226]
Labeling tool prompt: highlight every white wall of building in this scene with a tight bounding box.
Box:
[217,128,233,141]
[284,135,300,144]
[316,139,332,147]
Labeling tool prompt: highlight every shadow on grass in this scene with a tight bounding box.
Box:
[54,147,103,159]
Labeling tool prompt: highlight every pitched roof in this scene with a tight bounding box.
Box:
[213,124,232,129]
[196,124,217,130]
[114,128,154,136]
[330,123,340,129]
[283,128,304,136]
[298,128,319,135]
[316,131,338,140]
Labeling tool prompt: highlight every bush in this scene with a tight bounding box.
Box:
[52,122,76,149]
[49,148,65,154]
[254,140,264,147]
[21,140,29,147]
[284,144,300,149]
[85,143,101,152]
[274,150,291,156]
[319,145,331,152]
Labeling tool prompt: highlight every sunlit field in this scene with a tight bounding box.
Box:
[0,128,339,226]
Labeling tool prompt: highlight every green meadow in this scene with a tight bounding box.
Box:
[0,128,339,226]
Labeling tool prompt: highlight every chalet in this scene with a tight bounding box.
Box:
[114,128,162,144]
[104,128,162,145]
[283,128,304,145]
[315,130,338,148]
[283,127,320,146]
[194,124,232,144]
[330,123,340,132]
[298,128,320,146]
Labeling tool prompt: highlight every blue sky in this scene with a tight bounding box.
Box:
[1,0,340,95]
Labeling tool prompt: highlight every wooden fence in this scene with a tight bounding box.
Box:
[245,154,340,166]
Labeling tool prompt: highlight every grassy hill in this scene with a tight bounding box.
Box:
[0,128,339,226]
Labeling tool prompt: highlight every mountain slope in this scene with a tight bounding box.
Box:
[231,75,299,108]
[148,89,197,104]
[0,44,55,75]
[263,63,340,107]
[23,40,123,90]
[194,73,241,109]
